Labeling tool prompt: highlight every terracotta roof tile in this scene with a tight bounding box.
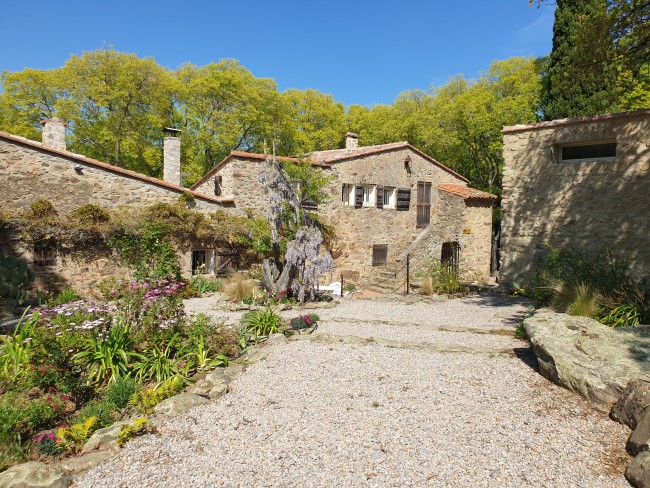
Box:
[0,131,234,205]
[439,184,498,201]
[190,151,330,191]
[311,142,470,183]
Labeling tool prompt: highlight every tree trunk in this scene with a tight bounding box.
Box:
[261,258,294,295]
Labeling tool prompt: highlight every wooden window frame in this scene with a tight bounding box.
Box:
[416,181,432,228]
[372,244,388,267]
[383,187,396,208]
[34,240,57,267]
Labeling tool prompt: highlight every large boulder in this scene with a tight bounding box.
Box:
[524,310,650,408]
[612,378,650,429]
[0,461,70,488]
[629,413,650,456]
[58,449,118,474]
[627,451,650,488]
[152,393,209,417]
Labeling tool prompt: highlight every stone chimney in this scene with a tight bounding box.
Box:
[40,118,67,151]
[345,132,359,150]
[163,127,182,187]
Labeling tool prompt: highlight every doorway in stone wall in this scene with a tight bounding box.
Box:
[441,241,460,276]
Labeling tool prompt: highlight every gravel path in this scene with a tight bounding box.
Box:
[75,293,630,487]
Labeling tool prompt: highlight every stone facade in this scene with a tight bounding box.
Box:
[0,132,233,215]
[192,143,496,285]
[163,136,181,187]
[0,130,235,291]
[500,110,650,289]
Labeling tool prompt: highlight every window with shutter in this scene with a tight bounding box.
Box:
[383,187,396,208]
[376,186,383,209]
[354,185,364,208]
[372,244,388,266]
[416,181,432,228]
[396,188,411,211]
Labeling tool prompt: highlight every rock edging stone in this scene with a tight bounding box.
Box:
[523,309,650,407]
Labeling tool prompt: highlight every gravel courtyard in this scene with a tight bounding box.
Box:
[74,294,630,487]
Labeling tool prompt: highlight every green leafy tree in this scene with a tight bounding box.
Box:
[174,60,286,185]
[540,0,619,119]
[278,89,346,154]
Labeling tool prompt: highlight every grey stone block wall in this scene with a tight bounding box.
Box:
[500,112,650,289]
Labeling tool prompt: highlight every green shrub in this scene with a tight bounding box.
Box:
[48,287,82,307]
[56,416,99,453]
[190,276,221,295]
[241,306,283,337]
[132,335,183,384]
[532,245,648,327]
[117,417,155,447]
[0,309,36,381]
[421,262,464,295]
[106,222,180,280]
[28,199,57,219]
[69,204,110,225]
[104,377,140,410]
[128,376,184,415]
[73,399,115,429]
[73,321,141,386]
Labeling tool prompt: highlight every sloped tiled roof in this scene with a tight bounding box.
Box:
[190,150,330,191]
[439,184,498,201]
[0,131,234,205]
[310,142,470,183]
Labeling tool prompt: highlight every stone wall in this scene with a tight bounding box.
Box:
[192,157,270,215]
[321,148,493,284]
[500,111,650,289]
[0,136,232,215]
[190,147,494,286]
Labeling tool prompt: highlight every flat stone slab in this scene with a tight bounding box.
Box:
[524,309,650,407]
[627,451,650,488]
[0,461,70,488]
[58,449,118,474]
[153,393,209,417]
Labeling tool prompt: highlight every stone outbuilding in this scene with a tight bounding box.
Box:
[192,132,497,286]
[0,120,234,291]
[500,110,650,289]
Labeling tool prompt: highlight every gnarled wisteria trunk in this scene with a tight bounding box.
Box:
[258,155,333,303]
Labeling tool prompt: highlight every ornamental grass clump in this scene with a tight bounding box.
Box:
[241,306,283,337]
[532,245,649,326]
[223,273,258,302]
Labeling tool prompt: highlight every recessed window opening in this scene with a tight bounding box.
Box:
[441,242,460,277]
[561,142,616,161]
[416,181,432,228]
[192,249,215,274]
[214,175,223,196]
[372,244,388,267]
[383,187,396,208]
[34,240,57,267]
[341,184,355,206]
[362,185,376,207]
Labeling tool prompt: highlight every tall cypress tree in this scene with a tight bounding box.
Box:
[541,0,619,119]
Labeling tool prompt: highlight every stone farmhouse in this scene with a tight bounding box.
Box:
[1,121,496,291]
[192,132,497,285]
[500,110,650,290]
[0,119,233,289]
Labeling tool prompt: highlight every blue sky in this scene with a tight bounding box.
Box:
[0,0,555,107]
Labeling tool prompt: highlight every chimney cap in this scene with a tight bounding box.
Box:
[345,132,358,139]
[163,127,182,136]
[40,117,67,127]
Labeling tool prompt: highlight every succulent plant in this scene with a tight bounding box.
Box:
[0,253,35,305]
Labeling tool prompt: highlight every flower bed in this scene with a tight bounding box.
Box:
[0,279,241,471]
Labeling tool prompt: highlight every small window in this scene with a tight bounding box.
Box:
[341,184,355,206]
[383,187,396,208]
[441,242,460,277]
[372,244,388,267]
[192,249,215,274]
[362,185,376,207]
[34,240,57,267]
[214,175,223,196]
[417,181,432,228]
[561,142,616,161]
